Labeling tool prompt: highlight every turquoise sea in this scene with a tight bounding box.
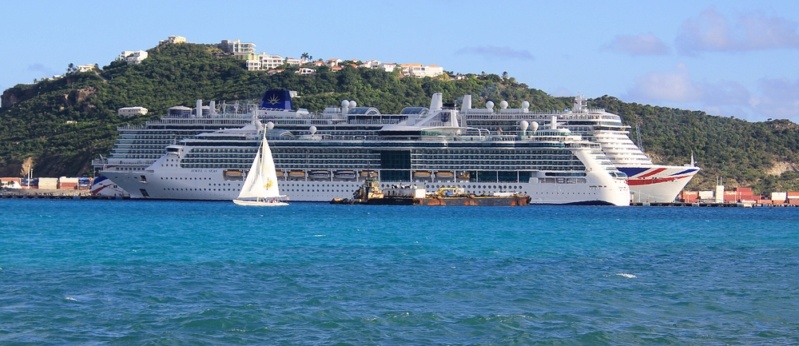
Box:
[1,199,797,345]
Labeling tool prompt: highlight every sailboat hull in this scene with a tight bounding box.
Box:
[233,199,288,207]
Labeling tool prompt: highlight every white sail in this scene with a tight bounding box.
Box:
[234,131,287,206]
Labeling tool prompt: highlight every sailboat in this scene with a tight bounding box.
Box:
[233,131,288,207]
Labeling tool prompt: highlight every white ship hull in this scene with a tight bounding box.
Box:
[104,167,629,205]
[620,165,699,203]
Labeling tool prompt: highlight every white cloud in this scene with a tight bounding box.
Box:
[455,45,534,60]
[676,7,799,54]
[625,64,702,102]
[624,64,799,122]
[603,33,670,56]
[751,78,799,119]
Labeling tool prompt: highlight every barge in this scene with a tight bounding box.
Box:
[331,178,530,206]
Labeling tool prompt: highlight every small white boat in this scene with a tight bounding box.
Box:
[233,131,288,207]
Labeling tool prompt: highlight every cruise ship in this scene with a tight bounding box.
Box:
[98,91,630,205]
[460,95,699,203]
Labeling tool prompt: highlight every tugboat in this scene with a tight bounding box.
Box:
[331,178,530,206]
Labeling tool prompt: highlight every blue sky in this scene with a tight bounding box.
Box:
[2,0,798,122]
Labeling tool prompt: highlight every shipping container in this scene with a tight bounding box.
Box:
[738,194,755,201]
[1,177,22,184]
[680,191,698,201]
[787,191,799,199]
[58,182,78,190]
[58,177,80,190]
[734,187,753,194]
[680,196,698,203]
[78,177,92,189]
[699,191,714,200]
[58,177,79,184]
[771,192,787,202]
[38,177,58,189]
[1,177,23,189]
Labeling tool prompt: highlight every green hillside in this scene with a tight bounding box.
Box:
[1,42,797,194]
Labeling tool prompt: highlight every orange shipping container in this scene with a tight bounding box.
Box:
[680,191,698,200]
[58,182,78,190]
[738,194,755,201]
[1,177,22,184]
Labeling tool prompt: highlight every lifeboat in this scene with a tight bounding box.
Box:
[288,170,306,179]
[224,169,242,177]
[435,171,454,179]
[223,169,244,180]
[457,172,471,180]
[309,170,332,180]
[413,171,432,180]
[334,170,357,180]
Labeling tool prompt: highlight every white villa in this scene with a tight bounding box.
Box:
[118,50,148,65]
[399,63,444,78]
[159,35,186,46]
[76,64,97,72]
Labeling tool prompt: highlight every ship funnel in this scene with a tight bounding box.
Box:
[461,95,472,112]
[195,99,202,118]
[573,96,584,113]
[429,93,443,112]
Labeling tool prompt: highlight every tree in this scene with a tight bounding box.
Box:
[20,157,33,178]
